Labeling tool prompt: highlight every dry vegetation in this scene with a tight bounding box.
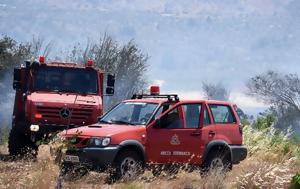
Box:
[0,126,299,189]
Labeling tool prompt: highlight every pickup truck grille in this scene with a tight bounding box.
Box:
[36,106,94,124]
[67,137,89,148]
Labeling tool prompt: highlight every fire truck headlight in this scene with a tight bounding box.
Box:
[30,124,39,132]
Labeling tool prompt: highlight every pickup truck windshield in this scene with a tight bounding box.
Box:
[99,102,159,125]
[33,67,98,94]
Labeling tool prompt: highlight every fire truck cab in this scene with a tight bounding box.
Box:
[9,57,115,156]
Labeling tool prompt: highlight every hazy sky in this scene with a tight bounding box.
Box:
[1,0,300,115]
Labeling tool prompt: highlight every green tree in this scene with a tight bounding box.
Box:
[202,82,229,101]
[247,71,300,135]
[69,35,148,109]
[0,36,53,78]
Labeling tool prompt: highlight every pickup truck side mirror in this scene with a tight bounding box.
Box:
[153,119,161,129]
[13,68,21,90]
[106,74,115,95]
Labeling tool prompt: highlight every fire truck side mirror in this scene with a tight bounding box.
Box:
[13,68,21,90]
[106,74,115,95]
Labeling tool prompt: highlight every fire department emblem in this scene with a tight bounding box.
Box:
[60,107,71,118]
[170,134,180,145]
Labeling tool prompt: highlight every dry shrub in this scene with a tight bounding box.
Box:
[233,159,294,189]
[243,125,299,163]
[0,158,59,188]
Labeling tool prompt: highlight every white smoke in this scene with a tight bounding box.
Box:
[0,72,14,128]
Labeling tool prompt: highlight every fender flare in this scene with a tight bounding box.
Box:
[202,140,232,162]
[118,140,146,162]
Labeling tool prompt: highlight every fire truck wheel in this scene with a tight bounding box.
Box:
[201,148,232,175]
[110,150,143,182]
[8,127,37,157]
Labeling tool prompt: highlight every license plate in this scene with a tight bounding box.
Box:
[64,155,80,163]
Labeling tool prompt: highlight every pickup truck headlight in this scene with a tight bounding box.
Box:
[89,137,111,147]
[101,137,111,146]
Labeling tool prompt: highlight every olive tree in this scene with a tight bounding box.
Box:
[202,82,229,101]
[247,71,300,113]
[247,71,300,135]
[69,35,148,109]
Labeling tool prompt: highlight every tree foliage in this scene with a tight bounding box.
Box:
[68,35,148,109]
[247,71,300,134]
[0,36,52,79]
[253,112,276,130]
[247,71,300,113]
[202,82,229,101]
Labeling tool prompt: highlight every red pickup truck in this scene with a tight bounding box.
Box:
[61,86,247,181]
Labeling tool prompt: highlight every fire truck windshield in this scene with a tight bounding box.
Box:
[99,102,159,125]
[33,67,98,94]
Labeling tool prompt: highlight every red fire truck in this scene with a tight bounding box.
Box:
[10,57,115,156]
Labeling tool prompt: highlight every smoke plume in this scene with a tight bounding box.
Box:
[0,72,14,128]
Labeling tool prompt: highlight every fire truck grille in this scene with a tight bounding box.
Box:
[36,106,93,121]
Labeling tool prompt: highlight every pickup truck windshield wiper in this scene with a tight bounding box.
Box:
[98,120,112,124]
[57,89,79,93]
[110,120,136,125]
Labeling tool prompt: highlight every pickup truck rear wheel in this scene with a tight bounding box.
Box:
[110,150,143,182]
[201,149,232,174]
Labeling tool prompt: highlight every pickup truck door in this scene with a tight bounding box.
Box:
[208,104,242,144]
[146,103,212,164]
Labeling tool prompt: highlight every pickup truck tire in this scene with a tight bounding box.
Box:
[110,150,143,182]
[8,127,36,157]
[201,148,232,174]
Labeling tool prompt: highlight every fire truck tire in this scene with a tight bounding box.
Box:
[109,150,143,182]
[8,127,36,157]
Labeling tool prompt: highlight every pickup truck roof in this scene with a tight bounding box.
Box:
[124,97,235,106]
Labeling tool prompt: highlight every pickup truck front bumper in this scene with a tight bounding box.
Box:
[63,146,120,170]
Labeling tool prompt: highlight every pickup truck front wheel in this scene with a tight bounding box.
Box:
[110,150,143,182]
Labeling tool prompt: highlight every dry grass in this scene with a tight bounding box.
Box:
[0,126,299,189]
